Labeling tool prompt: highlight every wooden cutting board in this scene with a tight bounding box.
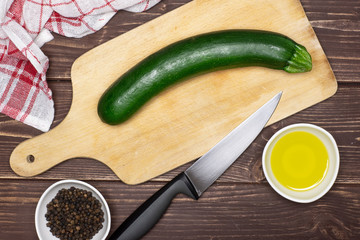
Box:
[10,0,337,184]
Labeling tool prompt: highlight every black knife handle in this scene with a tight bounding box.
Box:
[108,172,199,240]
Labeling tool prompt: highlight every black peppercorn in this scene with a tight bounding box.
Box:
[45,187,105,240]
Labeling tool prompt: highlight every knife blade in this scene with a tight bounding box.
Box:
[109,91,282,240]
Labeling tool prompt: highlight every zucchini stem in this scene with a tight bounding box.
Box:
[284,44,312,73]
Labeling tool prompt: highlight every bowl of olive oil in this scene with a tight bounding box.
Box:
[262,123,339,203]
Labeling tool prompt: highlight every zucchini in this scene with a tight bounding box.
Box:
[98,30,312,125]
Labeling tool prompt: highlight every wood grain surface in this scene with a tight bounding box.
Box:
[1,0,360,239]
[9,0,337,184]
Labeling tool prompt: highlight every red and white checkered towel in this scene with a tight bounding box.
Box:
[0,0,160,132]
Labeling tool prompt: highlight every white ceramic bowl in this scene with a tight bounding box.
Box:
[35,180,111,240]
[262,123,339,203]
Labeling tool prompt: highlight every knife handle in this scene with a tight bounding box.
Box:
[109,172,199,240]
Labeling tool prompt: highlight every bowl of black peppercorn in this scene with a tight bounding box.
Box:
[35,180,111,240]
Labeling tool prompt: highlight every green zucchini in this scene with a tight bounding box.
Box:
[98,30,312,125]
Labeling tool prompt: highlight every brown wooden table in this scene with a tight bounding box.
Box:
[1,0,359,239]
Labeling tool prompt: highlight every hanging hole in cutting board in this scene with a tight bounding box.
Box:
[27,155,35,163]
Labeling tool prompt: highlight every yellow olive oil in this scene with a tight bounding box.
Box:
[270,131,329,191]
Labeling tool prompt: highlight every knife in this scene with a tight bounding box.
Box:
[109,92,282,240]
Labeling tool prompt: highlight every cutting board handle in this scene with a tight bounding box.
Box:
[10,118,81,177]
